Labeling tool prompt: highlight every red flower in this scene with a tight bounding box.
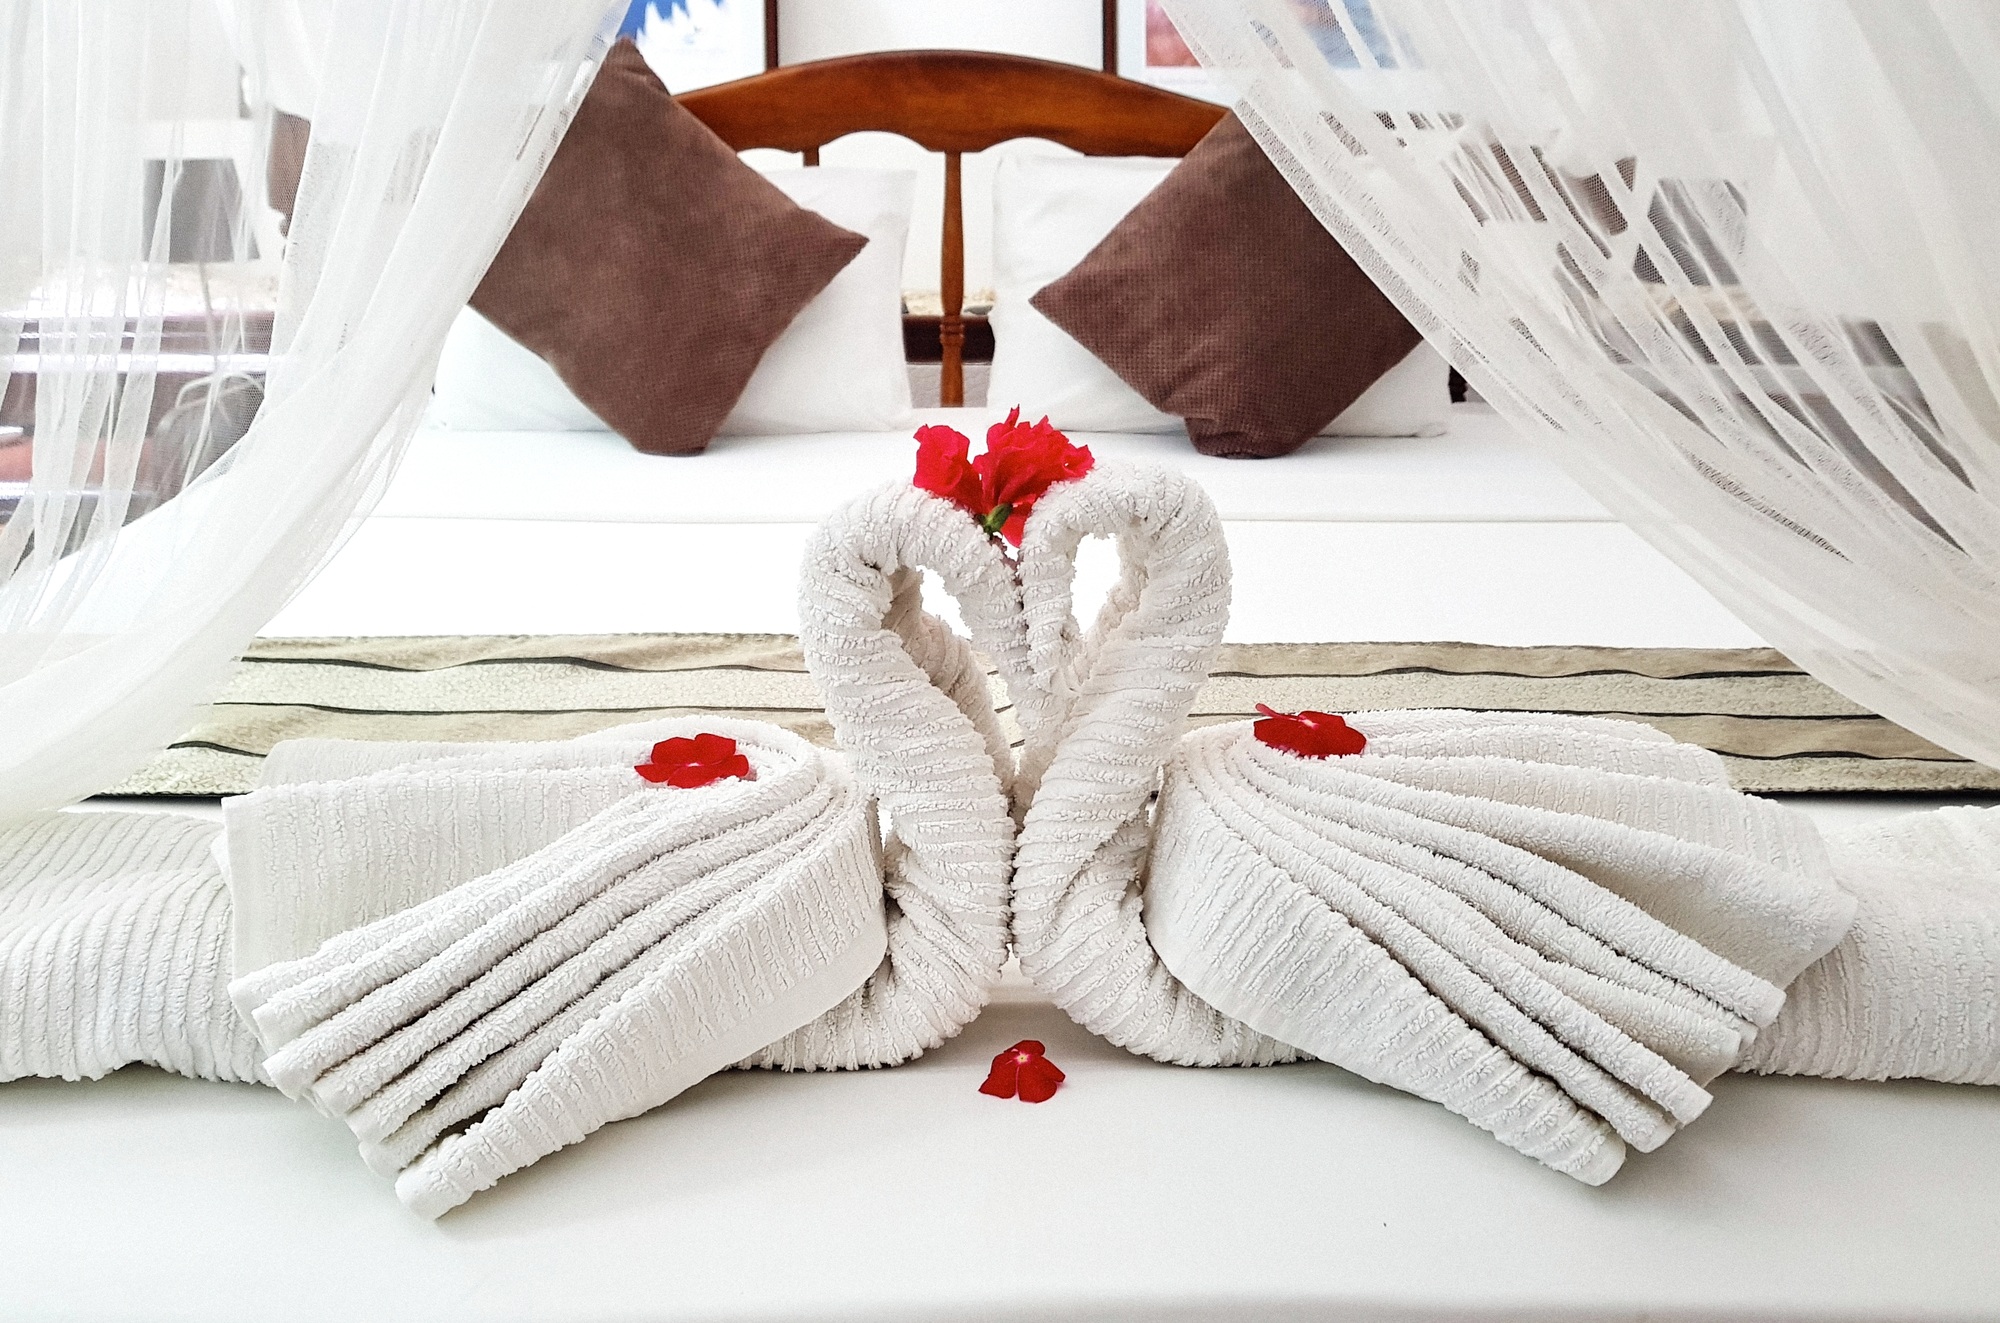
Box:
[634,733,754,788]
[978,1039,1065,1103]
[1253,704,1368,758]
[913,407,1094,546]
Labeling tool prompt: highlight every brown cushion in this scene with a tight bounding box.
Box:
[1031,113,1422,458]
[470,41,866,455]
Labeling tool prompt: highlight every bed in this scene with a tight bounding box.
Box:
[12,49,2000,1323]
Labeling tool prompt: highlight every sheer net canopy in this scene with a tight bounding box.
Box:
[1163,0,2000,770]
[0,0,622,823]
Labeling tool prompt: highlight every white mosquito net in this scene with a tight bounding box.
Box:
[1162,0,2000,770]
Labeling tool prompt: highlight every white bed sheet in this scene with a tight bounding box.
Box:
[387,403,1612,525]
[4,967,1998,1323]
[272,404,1763,646]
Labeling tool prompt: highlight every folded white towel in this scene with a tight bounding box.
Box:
[1742,805,2000,1085]
[222,480,1026,1216]
[1148,716,1849,1182]
[0,810,261,1085]
[1007,462,1854,1185]
[230,720,889,1218]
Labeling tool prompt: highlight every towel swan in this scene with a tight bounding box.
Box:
[2,479,1027,1217]
[1002,460,1956,1183]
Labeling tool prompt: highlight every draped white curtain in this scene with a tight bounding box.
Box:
[1164,0,2000,769]
[0,0,621,822]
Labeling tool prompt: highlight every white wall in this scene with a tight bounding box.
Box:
[770,1,1118,296]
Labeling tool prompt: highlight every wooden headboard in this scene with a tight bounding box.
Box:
[679,51,1225,406]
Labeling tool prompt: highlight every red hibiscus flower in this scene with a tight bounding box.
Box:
[978,1039,1065,1103]
[634,733,754,788]
[1253,704,1368,758]
[913,407,1094,546]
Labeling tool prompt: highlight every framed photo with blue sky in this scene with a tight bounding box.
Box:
[618,0,774,93]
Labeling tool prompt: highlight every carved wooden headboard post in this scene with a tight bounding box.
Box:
[679,51,1223,405]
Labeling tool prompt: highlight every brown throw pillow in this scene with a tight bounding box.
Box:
[470,41,866,455]
[1031,114,1422,458]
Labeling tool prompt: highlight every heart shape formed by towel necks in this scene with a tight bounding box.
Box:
[635,733,754,787]
[914,407,1094,546]
[1254,705,1368,758]
[979,1039,1066,1102]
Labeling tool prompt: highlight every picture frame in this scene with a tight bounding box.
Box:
[1112,1,1397,105]
[619,0,777,93]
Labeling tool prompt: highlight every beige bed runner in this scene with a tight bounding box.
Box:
[108,634,2000,797]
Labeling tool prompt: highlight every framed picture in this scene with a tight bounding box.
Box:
[619,0,774,93]
[1115,0,1394,104]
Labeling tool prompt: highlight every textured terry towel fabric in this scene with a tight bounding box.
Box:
[229,720,890,1218]
[0,811,261,1085]
[1742,805,2000,1085]
[1005,463,1855,1185]
[226,482,1025,1216]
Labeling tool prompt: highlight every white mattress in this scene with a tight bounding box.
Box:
[267,404,1766,647]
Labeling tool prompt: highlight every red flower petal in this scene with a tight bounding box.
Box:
[913,424,985,516]
[650,737,685,762]
[1253,705,1368,758]
[690,732,736,761]
[978,1051,1020,1098]
[913,410,1092,544]
[1016,1054,1065,1103]
[979,1041,1063,1102]
[634,733,754,787]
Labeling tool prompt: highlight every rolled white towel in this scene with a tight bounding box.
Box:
[1741,805,2000,1085]
[0,810,261,1085]
[223,478,1027,1216]
[1007,462,1853,1186]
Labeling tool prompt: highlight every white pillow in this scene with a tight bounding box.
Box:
[987,155,1179,434]
[429,166,915,437]
[986,154,1450,438]
[720,167,914,435]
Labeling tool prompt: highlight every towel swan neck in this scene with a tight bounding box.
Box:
[750,480,1029,1068]
[1008,462,1296,1068]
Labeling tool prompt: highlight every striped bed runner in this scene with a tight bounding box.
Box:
[108,633,2000,797]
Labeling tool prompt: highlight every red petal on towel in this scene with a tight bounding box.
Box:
[980,1040,1064,1102]
[1253,704,1368,757]
[975,407,1094,546]
[914,410,1092,546]
[914,423,986,517]
[634,734,754,788]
